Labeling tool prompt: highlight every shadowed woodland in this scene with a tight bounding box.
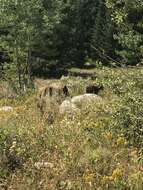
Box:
[1,0,143,85]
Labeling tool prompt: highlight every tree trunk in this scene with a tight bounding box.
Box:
[0,63,4,78]
[14,40,22,91]
[26,32,32,87]
[26,48,32,86]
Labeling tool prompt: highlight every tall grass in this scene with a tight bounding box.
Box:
[0,67,143,189]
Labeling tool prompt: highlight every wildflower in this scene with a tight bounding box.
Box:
[34,161,54,169]
[11,141,17,147]
[101,176,112,184]
[83,169,95,183]
[116,137,127,146]
[111,168,123,182]
[9,141,17,153]
[104,132,112,140]
[130,150,137,157]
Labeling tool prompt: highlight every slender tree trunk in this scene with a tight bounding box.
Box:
[27,48,32,86]
[14,40,22,91]
[0,63,3,78]
[26,32,32,86]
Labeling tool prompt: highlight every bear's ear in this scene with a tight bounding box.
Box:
[101,85,104,90]
[43,87,49,97]
[49,87,53,97]
[43,87,47,97]
[63,85,69,96]
[39,91,42,98]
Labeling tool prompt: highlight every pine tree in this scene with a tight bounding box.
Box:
[0,0,63,83]
[55,0,103,67]
[91,0,115,63]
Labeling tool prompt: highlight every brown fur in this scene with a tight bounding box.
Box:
[37,82,69,123]
[86,84,103,94]
[41,84,68,101]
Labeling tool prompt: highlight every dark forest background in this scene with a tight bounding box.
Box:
[0,0,143,83]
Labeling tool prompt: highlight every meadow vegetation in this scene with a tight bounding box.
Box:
[0,67,143,190]
[0,1,143,189]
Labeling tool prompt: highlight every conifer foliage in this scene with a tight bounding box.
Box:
[0,0,143,84]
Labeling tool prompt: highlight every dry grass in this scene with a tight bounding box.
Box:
[0,67,143,190]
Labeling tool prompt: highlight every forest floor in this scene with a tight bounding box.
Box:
[0,67,143,190]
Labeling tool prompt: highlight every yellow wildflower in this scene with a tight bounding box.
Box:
[83,169,95,183]
[116,137,127,146]
[104,132,113,140]
[101,176,112,184]
[111,168,123,182]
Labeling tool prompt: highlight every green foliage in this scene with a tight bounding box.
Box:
[0,0,63,88]
[106,0,143,64]
[0,0,143,81]
[91,0,115,63]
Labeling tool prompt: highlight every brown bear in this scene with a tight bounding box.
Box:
[86,84,103,95]
[37,82,69,123]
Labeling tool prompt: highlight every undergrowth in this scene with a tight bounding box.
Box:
[0,67,143,190]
